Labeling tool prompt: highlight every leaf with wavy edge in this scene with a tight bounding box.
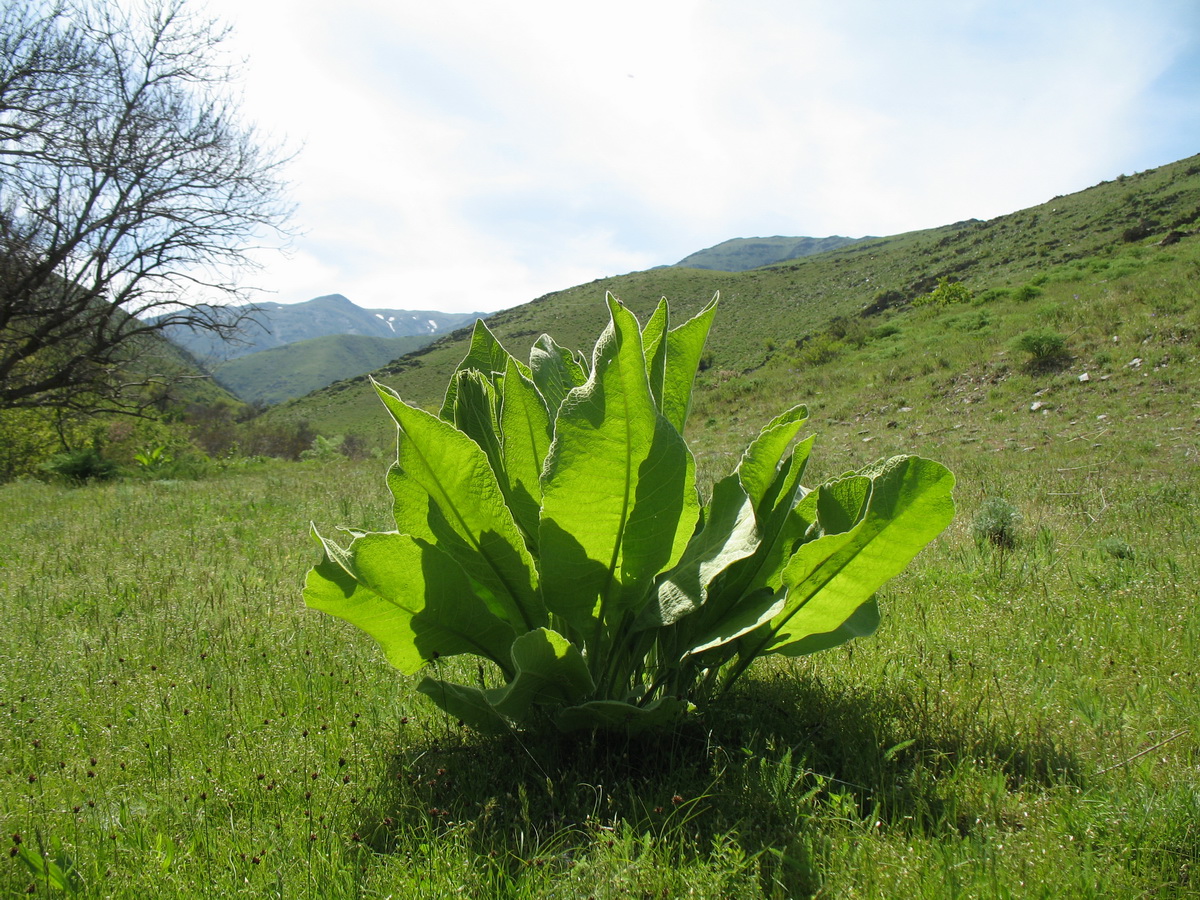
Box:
[761,456,955,656]
[661,297,718,433]
[499,356,552,544]
[529,333,587,419]
[418,628,594,732]
[375,379,544,632]
[641,473,760,629]
[439,319,516,420]
[304,529,517,676]
[555,697,689,733]
[539,296,698,640]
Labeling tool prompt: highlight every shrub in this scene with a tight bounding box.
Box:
[300,435,343,461]
[305,297,955,733]
[133,444,173,473]
[1100,537,1135,560]
[913,277,972,307]
[870,323,901,340]
[1012,327,1068,364]
[797,334,845,367]
[975,288,1010,304]
[40,446,121,484]
[339,432,372,460]
[972,497,1020,550]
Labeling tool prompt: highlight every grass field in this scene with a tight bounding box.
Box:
[3,289,1197,896]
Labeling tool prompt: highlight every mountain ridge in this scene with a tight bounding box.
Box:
[674,235,872,271]
[162,293,483,363]
[212,331,439,406]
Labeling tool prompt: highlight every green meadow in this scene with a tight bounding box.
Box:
[3,161,1200,897]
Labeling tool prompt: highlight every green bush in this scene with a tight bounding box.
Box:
[1100,536,1135,560]
[1012,327,1068,364]
[913,277,972,307]
[305,296,955,734]
[870,323,901,340]
[40,446,121,484]
[972,497,1020,550]
[797,334,845,367]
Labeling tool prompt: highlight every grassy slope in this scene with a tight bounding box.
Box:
[266,153,1200,447]
[212,332,435,405]
[140,335,245,410]
[2,238,1196,894]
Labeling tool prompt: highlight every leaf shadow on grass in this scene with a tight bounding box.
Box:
[353,664,1083,893]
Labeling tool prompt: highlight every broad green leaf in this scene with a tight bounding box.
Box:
[375,380,545,631]
[529,333,587,418]
[683,587,784,657]
[539,297,699,639]
[815,474,870,535]
[438,319,514,420]
[451,369,503,475]
[731,436,817,594]
[303,530,517,675]
[763,456,955,655]
[491,628,595,719]
[661,297,718,433]
[641,298,670,413]
[555,697,689,733]
[681,438,817,645]
[641,473,760,628]
[417,628,594,731]
[738,404,809,512]
[499,356,552,543]
[417,678,511,734]
[771,596,880,658]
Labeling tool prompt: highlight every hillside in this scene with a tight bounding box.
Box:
[263,153,1200,448]
[674,235,870,271]
[163,293,482,363]
[212,332,437,406]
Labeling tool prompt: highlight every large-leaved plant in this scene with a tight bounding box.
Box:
[304,297,954,733]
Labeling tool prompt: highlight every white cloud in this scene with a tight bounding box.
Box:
[191,0,1200,312]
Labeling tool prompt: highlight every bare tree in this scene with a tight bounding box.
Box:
[0,0,290,413]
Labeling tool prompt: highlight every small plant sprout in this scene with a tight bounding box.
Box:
[972,497,1021,550]
[304,296,955,733]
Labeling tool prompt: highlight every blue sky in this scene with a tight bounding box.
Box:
[202,0,1200,314]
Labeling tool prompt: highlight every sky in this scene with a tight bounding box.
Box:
[198,0,1200,314]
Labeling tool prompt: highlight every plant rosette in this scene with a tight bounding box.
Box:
[304,295,955,734]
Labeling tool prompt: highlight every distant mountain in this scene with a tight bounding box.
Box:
[675,235,871,271]
[212,332,438,406]
[162,294,483,363]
